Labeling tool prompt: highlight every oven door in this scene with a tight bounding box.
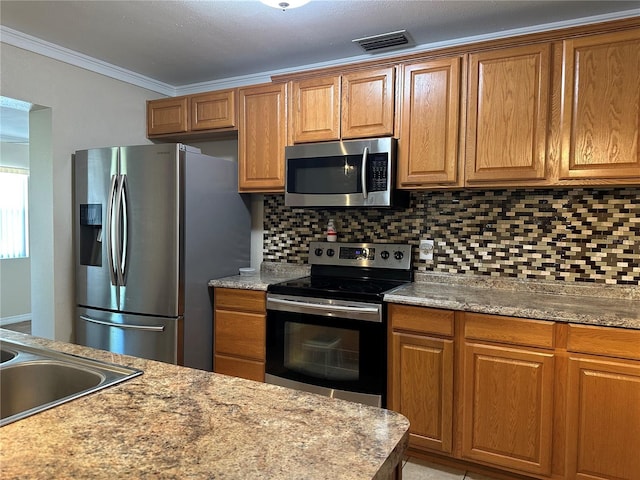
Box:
[266,294,386,407]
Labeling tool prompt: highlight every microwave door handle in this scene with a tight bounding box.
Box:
[361,146,368,199]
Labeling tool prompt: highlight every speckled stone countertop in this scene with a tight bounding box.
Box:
[386,273,640,330]
[208,262,310,291]
[0,330,408,479]
[210,263,640,330]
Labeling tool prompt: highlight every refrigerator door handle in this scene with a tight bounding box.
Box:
[119,174,129,284]
[106,174,118,286]
[79,315,166,332]
[114,174,126,287]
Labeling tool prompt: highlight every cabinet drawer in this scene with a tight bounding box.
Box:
[214,354,264,382]
[463,312,555,349]
[568,324,640,361]
[389,304,454,337]
[214,288,266,313]
[214,310,265,360]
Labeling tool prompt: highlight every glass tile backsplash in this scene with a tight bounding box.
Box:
[263,188,639,286]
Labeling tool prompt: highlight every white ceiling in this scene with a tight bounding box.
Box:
[2,0,639,89]
[1,1,639,144]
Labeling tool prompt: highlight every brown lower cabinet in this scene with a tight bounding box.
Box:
[213,287,266,382]
[388,304,640,480]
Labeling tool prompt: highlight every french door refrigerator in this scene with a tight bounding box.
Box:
[73,143,250,371]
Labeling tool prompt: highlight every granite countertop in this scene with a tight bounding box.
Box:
[210,263,640,330]
[386,274,640,330]
[0,330,408,479]
[208,263,310,291]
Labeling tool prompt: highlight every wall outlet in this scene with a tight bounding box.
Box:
[419,239,434,260]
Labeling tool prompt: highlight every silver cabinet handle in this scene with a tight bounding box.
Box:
[361,146,369,199]
[80,315,165,332]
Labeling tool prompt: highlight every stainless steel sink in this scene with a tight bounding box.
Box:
[0,339,142,426]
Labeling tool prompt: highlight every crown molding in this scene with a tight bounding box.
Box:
[3,8,639,97]
[1,26,176,96]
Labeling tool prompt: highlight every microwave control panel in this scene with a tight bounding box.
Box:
[368,156,389,191]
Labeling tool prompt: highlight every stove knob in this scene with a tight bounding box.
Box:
[380,250,390,260]
[394,251,404,260]
[326,248,335,257]
[314,248,323,257]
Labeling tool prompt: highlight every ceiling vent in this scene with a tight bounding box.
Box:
[352,30,415,54]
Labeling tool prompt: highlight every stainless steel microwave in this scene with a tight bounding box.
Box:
[285,137,406,208]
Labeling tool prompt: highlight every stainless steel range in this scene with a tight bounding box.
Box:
[265,241,413,407]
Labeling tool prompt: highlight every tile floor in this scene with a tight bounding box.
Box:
[403,457,501,480]
[1,320,32,334]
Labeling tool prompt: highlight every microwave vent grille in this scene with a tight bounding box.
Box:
[352,30,414,53]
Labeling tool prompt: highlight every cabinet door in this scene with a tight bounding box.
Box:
[190,90,236,131]
[341,67,395,139]
[391,331,454,453]
[147,97,188,136]
[462,342,554,476]
[560,29,640,181]
[398,57,462,187]
[291,76,341,143]
[238,83,287,192]
[214,310,265,360]
[566,356,640,480]
[466,44,551,184]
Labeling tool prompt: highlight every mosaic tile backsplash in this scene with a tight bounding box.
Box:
[263,188,640,286]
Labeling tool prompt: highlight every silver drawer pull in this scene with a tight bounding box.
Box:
[80,315,165,332]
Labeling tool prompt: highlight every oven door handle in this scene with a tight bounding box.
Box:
[268,297,380,314]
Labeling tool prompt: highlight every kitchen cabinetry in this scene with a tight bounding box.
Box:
[213,288,266,382]
[290,66,395,143]
[558,29,640,183]
[147,96,188,136]
[237,82,287,192]
[465,43,552,186]
[190,90,236,131]
[388,304,455,454]
[397,56,464,187]
[461,313,555,477]
[565,324,640,480]
[146,89,236,137]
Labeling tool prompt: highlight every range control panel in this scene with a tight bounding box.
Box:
[309,241,412,270]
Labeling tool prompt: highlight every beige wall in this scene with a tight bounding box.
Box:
[0,43,165,342]
[0,258,31,320]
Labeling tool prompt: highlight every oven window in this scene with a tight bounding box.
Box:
[284,322,359,381]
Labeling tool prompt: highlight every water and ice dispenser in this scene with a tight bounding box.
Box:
[79,204,102,266]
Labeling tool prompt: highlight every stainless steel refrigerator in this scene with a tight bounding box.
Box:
[73,143,250,371]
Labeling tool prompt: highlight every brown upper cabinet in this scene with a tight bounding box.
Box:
[146,89,236,137]
[290,66,395,143]
[558,29,640,183]
[465,43,552,186]
[147,96,189,136]
[190,90,236,131]
[397,56,464,188]
[237,82,287,192]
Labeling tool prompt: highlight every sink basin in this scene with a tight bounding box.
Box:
[0,348,16,363]
[0,339,142,427]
